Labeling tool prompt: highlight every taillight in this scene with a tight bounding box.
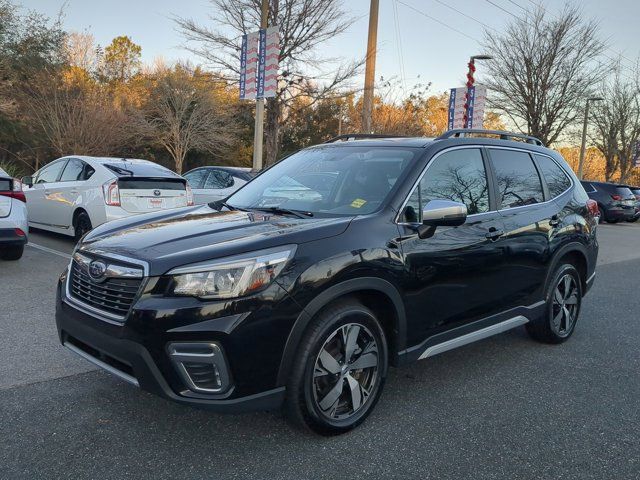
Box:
[102,179,121,206]
[586,199,599,217]
[15,228,25,237]
[186,183,194,206]
[611,194,622,201]
[0,178,26,203]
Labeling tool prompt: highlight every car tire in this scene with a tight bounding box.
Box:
[74,211,92,241]
[526,263,582,344]
[285,299,388,436]
[0,244,24,260]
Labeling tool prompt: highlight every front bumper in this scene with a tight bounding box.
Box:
[55,270,295,413]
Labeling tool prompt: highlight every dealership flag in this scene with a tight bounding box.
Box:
[240,31,260,100]
[240,27,278,100]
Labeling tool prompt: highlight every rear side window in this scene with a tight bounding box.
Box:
[0,179,11,191]
[534,155,572,198]
[184,169,208,189]
[36,161,66,184]
[490,149,544,209]
[403,148,489,221]
[581,182,596,193]
[60,159,85,182]
[204,170,234,189]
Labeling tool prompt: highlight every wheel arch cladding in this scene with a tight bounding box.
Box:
[550,243,588,292]
[277,277,406,385]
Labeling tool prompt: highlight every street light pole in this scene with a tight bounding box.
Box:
[577,96,604,180]
[252,0,269,171]
[463,55,492,129]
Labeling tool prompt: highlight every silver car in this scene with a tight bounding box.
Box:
[0,167,28,260]
[183,167,254,205]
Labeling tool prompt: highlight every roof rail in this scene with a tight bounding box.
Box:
[324,133,403,143]
[436,129,545,147]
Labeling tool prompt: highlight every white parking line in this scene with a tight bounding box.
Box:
[27,242,72,260]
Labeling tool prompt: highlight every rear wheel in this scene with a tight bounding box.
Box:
[526,263,582,344]
[74,211,92,240]
[0,244,24,260]
[285,300,388,435]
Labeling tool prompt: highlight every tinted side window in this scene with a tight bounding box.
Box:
[36,161,66,184]
[490,149,544,209]
[60,159,85,182]
[534,155,572,198]
[402,148,489,221]
[205,170,234,189]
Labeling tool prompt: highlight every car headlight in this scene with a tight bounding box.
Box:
[167,245,296,299]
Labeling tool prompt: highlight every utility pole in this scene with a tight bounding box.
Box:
[252,0,269,171]
[361,0,379,134]
[578,96,604,180]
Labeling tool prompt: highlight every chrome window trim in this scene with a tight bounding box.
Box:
[488,146,574,211]
[395,145,490,225]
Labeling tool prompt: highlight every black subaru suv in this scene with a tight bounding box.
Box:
[56,129,598,435]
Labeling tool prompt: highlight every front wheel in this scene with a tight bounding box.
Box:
[526,263,582,344]
[285,300,388,435]
[74,211,92,241]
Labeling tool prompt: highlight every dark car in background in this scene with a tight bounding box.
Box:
[56,130,599,435]
[580,181,636,223]
[619,185,640,222]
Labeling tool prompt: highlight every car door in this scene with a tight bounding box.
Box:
[55,158,92,229]
[487,147,553,308]
[26,159,67,226]
[397,146,509,342]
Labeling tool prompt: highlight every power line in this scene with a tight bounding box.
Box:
[429,0,493,31]
[395,0,480,43]
[392,0,407,93]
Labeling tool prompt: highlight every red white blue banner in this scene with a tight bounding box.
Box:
[240,27,278,100]
[239,31,260,100]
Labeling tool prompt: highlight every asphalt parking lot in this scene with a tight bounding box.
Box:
[2,223,640,480]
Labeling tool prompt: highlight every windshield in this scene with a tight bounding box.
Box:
[227,146,419,216]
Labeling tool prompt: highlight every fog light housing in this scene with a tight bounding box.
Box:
[167,342,231,394]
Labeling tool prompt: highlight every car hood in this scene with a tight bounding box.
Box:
[80,205,353,275]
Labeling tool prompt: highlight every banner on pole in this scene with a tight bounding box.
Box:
[447,85,487,130]
[240,31,260,100]
[240,27,278,100]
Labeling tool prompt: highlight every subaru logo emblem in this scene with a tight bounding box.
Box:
[153,190,161,197]
[88,260,107,282]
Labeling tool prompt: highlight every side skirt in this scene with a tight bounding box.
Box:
[398,300,545,366]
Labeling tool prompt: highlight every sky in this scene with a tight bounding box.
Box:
[19,0,640,95]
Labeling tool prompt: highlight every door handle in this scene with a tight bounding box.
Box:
[486,228,504,240]
[549,215,560,227]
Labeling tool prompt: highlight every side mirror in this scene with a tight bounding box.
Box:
[21,176,33,188]
[418,200,467,239]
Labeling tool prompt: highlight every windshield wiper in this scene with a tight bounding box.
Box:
[252,207,314,219]
[209,200,249,212]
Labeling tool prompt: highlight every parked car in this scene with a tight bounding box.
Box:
[619,185,640,222]
[22,156,193,239]
[580,181,636,223]
[56,130,598,435]
[183,166,253,205]
[0,167,28,260]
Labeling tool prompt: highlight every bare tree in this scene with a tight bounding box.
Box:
[482,4,608,145]
[591,64,640,182]
[23,72,132,156]
[132,65,235,174]
[64,31,101,74]
[175,0,361,166]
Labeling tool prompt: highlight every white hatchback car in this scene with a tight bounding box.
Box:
[183,166,254,205]
[23,156,193,239]
[0,167,28,260]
